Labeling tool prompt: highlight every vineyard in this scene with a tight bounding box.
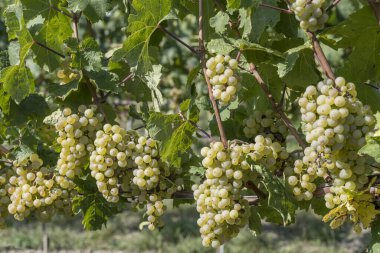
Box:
[1,0,380,251]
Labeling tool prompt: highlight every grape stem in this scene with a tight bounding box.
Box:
[248,63,308,150]
[0,145,9,156]
[199,0,228,149]
[307,32,336,81]
[158,24,199,57]
[246,181,267,199]
[325,0,342,12]
[259,3,293,14]
[51,5,72,18]
[368,0,380,25]
[33,40,66,59]
[72,12,81,42]
[179,112,212,139]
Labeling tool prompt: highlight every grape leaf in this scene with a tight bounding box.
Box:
[359,140,380,163]
[146,112,196,167]
[250,0,280,42]
[69,37,103,71]
[277,43,320,90]
[3,3,23,40]
[210,11,229,34]
[20,0,60,22]
[73,175,121,230]
[111,0,173,73]
[0,65,35,104]
[47,79,80,99]
[144,65,164,111]
[87,70,119,93]
[320,6,380,83]
[206,38,235,55]
[253,165,297,225]
[369,218,380,253]
[67,0,111,23]
[248,206,262,236]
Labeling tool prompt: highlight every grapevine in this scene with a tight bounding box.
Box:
[1,0,380,251]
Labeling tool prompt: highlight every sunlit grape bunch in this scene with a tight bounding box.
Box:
[289,0,329,32]
[7,154,73,221]
[289,77,377,230]
[193,141,251,248]
[55,105,104,188]
[206,54,239,105]
[90,124,137,203]
[243,110,288,143]
[0,163,14,227]
[56,69,78,85]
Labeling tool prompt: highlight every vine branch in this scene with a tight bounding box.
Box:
[248,63,307,150]
[33,40,66,59]
[158,24,199,56]
[325,0,342,12]
[199,0,228,149]
[259,3,293,14]
[0,145,9,156]
[307,32,336,80]
[368,0,380,25]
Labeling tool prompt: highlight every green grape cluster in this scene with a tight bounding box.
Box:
[289,0,328,32]
[55,105,104,188]
[206,54,239,105]
[90,122,179,231]
[7,154,73,221]
[288,77,376,230]
[90,124,136,203]
[128,136,179,231]
[243,110,288,143]
[0,164,13,227]
[194,137,289,247]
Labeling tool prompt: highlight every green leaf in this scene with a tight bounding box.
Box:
[73,176,121,230]
[356,82,380,113]
[277,43,320,90]
[254,165,297,225]
[20,0,60,22]
[250,0,280,42]
[87,70,119,93]
[370,218,380,253]
[31,12,72,70]
[0,65,35,104]
[3,3,23,40]
[6,94,49,126]
[206,38,235,55]
[320,6,380,83]
[70,37,103,71]
[210,11,229,34]
[144,65,164,111]
[68,0,111,23]
[359,140,380,163]
[248,206,262,236]
[47,79,80,99]
[160,121,196,168]
[188,166,205,176]
[146,112,196,167]
[235,39,284,58]
[112,0,173,73]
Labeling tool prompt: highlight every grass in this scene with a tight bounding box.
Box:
[0,205,370,253]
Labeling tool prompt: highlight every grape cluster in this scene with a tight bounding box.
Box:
[206,54,239,105]
[90,124,137,203]
[243,110,288,143]
[288,77,376,229]
[55,105,104,188]
[89,122,179,230]
[125,136,179,231]
[57,69,78,85]
[0,164,13,227]
[194,137,289,247]
[289,0,328,32]
[7,154,73,221]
